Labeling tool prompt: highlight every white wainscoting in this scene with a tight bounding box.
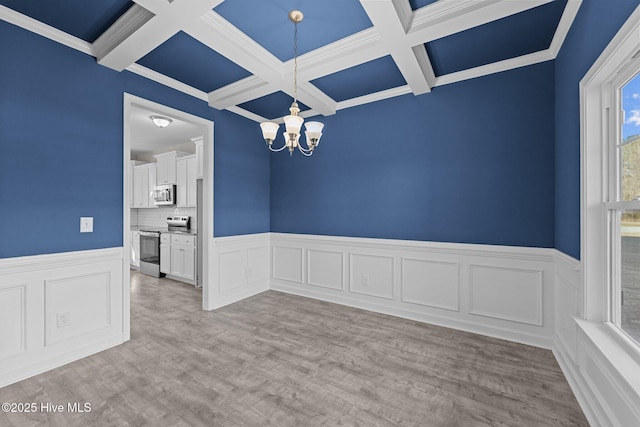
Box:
[552,251,640,427]
[270,233,556,348]
[0,248,125,388]
[210,233,270,309]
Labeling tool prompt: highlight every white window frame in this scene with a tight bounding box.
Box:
[581,5,640,362]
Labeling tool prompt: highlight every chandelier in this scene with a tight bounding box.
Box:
[260,10,324,157]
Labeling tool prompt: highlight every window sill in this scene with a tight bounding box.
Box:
[575,318,640,398]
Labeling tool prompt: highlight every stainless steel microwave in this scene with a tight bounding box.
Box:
[153,184,176,206]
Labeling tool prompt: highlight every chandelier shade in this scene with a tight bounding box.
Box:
[258,10,324,157]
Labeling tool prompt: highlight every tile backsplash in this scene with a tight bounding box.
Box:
[131,207,197,229]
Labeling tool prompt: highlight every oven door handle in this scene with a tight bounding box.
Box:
[139,232,160,237]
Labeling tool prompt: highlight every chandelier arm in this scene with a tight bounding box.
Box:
[297,147,313,157]
[296,144,314,156]
[268,142,289,152]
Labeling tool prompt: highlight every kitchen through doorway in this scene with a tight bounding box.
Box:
[122,94,214,341]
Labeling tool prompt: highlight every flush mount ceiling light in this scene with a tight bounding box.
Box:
[260,10,324,157]
[150,115,173,128]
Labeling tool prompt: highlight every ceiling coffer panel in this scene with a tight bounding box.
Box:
[426,0,568,77]
[0,0,132,43]
[312,56,407,103]
[137,31,252,93]
[239,91,310,121]
[213,0,374,62]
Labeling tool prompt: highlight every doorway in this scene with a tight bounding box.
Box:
[122,93,214,341]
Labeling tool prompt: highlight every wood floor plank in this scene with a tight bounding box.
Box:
[0,271,588,426]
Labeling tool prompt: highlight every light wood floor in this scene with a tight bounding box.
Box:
[0,270,588,426]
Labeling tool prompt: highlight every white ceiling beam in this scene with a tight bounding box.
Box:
[360,0,433,95]
[211,28,387,111]
[94,0,224,72]
[186,11,337,117]
[207,76,274,110]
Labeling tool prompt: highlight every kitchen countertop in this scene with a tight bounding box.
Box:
[131,226,197,235]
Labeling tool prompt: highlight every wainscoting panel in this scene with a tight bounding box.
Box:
[0,284,26,360]
[247,246,268,285]
[0,248,125,389]
[307,249,344,291]
[45,272,112,346]
[469,265,543,326]
[270,233,556,348]
[272,246,304,284]
[210,233,270,309]
[349,253,394,300]
[401,258,459,311]
[218,249,246,292]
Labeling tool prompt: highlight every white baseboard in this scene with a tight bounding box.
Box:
[0,247,125,389]
[0,334,123,389]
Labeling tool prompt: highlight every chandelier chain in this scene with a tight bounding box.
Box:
[293,20,298,104]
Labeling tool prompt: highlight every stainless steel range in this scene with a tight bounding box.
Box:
[139,230,162,277]
[139,216,191,277]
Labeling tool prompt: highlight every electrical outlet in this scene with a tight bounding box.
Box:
[57,312,71,328]
[362,275,369,287]
[80,217,93,233]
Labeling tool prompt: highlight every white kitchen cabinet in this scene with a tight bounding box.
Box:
[159,233,197,283]
[164,233,196,283]
[154,151,189,185]
[177,155,197,207]
[133,163,156,208]
[131,230,141,267]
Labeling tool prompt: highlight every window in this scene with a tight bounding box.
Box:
[609,73,640,345]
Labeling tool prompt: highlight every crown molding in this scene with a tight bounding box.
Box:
[434,50,553,87]
[225,105,268,123]
[548,0,583,58]
[126,63,209,102]
[0,4,93,56]
[337,85,412,112]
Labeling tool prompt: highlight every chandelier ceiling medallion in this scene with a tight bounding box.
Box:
[260,10,324,157]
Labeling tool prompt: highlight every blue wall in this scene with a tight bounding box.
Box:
[270,62,556,248]
[554,0,640,259]
[0,20,270,258]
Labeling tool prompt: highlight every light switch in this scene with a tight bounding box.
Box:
[80,217,93,233]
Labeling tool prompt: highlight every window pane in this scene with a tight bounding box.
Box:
[621,210,640,342]
[621,75,640,201]
[621,138,640,201]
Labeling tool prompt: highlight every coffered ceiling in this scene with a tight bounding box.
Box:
[0,0,580,123]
